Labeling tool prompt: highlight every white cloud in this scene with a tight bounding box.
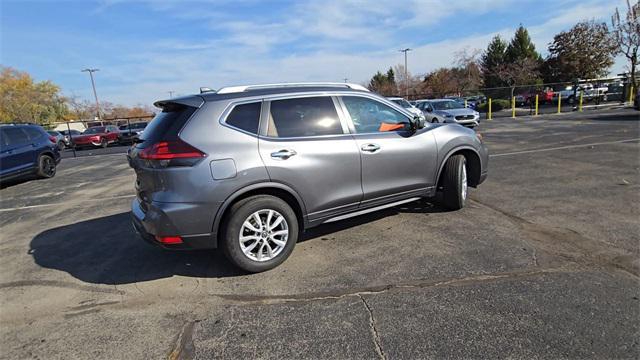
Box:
[81,0,631,105]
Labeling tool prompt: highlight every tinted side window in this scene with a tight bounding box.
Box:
[268,97,342,138]
[226,102,261,134]
[24,126,44,140]
[342,96,411,133]
[2,127,30,146]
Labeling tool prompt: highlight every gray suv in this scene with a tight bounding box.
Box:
[129,83,488,272]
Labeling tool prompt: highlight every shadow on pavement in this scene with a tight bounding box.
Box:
[30,199,447,285]
[578,112,640,122]
[1,175,41,189]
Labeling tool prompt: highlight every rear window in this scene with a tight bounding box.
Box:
[137,104,196,146]
[225,102,261,134]
[24,126,45,140]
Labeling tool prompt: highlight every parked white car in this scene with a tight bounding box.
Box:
[387,97,426,121]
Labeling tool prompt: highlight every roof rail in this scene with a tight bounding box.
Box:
[216,82,369,94]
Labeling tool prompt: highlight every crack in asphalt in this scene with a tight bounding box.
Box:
[168,321,197,360]
[0,280,125,294]
[358,294,386,360]
[470,199,639,278]
[212,267,569,305]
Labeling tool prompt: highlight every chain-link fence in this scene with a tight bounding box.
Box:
[45,115,154,158]
[405,77,636,120]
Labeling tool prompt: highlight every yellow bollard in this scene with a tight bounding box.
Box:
[579,91,583,112]
[488,98,492,120]
[557,93,562,114]
[511,96,516,118]
[535,94,539,116]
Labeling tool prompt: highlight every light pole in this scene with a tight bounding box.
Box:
[81,68,101,119]
[398,48,412,98]
[168,91,174,98]
[343,78,349,83]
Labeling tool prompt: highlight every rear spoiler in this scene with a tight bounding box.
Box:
[153,96,204,109]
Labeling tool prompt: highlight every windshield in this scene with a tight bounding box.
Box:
[84,127,105,134]
[431,100,464,110]
[390,99,412,108]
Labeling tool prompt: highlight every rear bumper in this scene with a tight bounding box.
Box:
[131,198,218,250]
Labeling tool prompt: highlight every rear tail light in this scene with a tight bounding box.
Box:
[49,136,57,144]
[138,139,205,160]
[155,235,183,244]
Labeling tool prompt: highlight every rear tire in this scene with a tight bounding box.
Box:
[221,195,298,273]
[441,155,467,210]
[36,154,56,179]
[431,118,439,123]
[100,138,108,148]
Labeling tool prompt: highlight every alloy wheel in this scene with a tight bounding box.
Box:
[239,209,289,262]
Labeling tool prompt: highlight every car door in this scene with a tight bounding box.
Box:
[258,95,362,222]
[338,95,438,207]
[0,127,34,177]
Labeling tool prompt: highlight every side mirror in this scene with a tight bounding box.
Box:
[412,116,426,130]
[426,107,433,113]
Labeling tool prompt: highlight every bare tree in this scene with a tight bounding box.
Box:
[495,58,541,98]
[454,48,483,91]
[612,0,640,86]
[393,64,421,98]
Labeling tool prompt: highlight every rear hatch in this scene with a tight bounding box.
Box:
[128,97,204,205]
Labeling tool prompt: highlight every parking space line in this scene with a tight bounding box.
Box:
[0,194,135,212]
[490,138,640,158]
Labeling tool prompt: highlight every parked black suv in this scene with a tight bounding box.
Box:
[0,124,61,182]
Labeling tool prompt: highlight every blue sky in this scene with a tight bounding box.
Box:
[1,0,628,106]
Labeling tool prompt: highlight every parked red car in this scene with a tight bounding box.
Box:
[520,89,554,105]
[72,125,120,148]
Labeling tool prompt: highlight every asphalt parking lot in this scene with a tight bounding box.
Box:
[1,109,638,359]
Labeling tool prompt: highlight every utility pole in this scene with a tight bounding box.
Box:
[168,91,174,98]
[398,48,412,98]
[81,68,101,119]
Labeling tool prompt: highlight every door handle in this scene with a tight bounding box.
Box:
[271,149,297,160]
[361,143,380,152]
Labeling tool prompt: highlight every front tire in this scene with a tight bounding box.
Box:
[221,195,298,273]
[431,118,439,123]
[100,138,108,148]
[441,155,467,210]
[36,154,56,179]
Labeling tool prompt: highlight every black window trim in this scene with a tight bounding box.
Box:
[259,94,350,140]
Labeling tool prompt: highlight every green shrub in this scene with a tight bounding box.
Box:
[476,99,511,112]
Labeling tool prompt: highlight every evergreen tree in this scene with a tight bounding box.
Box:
[386,67,395,84]
[480,35,507,89]
[505,25,542,63]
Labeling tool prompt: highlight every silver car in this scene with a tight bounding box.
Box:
[417,99,480,127]
[129,83,488,272]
